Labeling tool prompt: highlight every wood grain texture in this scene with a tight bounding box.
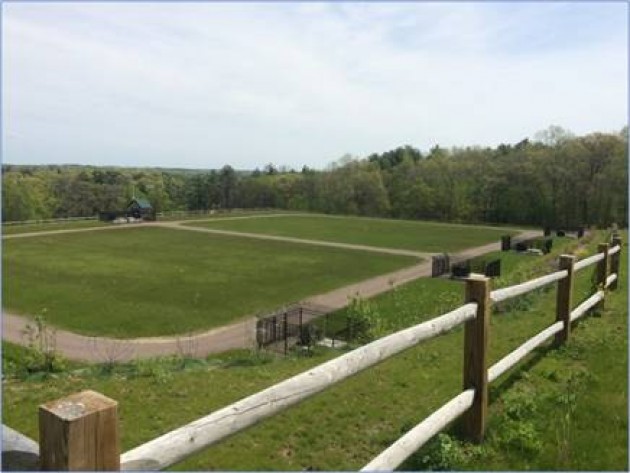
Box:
[462,276,490,443]
[555,255,575,345]
[39,390,119,471]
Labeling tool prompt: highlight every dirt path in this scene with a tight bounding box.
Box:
[2,220,540,362]
[156,221,432,258]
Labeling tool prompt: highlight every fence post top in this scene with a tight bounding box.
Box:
[40,390,117,420]
[464,273,490,282]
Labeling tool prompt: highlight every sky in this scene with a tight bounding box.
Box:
[3,2,628,170]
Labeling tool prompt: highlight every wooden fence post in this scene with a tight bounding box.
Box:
[610,236,622,291]
[596,243,609,310]
[39,390,119,471]
[462,275,490,443]
[555,255,575,345]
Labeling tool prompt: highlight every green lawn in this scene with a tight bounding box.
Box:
[2,227,415,337]
[186,214,519,253]
[156,209,289,222]
[3,231,624,470]
[2,219,108,235]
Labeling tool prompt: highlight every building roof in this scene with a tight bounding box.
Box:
[128,198,152,210]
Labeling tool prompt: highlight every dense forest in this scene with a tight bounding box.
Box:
[3,126,628,228]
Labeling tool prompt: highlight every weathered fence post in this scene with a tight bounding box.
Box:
[555,255,575,345]
[39,390,119,470]
[596,243,609,310]
[462,275,490,443]
[610,236,622,291]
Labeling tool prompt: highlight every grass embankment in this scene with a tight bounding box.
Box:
[2,219,108,235]
[2,227,415,337]
[2,232,625,470]
[187,214,519,252]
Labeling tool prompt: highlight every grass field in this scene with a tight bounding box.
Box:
[186,214,519,252]
[2,227,415,337]
[156,209,288,221]
[3,231,624,470]
[2,219,108,235]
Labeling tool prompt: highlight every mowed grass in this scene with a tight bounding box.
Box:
[2,219,108,235]
[156,209,292,222]
[3,232,624,470]
[186,214,519,253]
[2,227,415,337]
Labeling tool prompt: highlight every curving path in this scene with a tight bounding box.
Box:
[2,217,540,362]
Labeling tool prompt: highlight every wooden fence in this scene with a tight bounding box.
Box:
[1,216,98,226]
[2,236,623,471]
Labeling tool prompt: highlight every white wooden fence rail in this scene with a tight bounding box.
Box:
[350,241,621,472]
[490,270,567,303]
[2,216,97,226]
[120,303,478,470]
[360,389,476,471]
[573,252,605,271]
[605,274,618,288]
[488,321,564,383]
[570,291,605,323]
[1,425,40,471]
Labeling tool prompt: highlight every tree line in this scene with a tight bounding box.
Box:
[3,126,627,228]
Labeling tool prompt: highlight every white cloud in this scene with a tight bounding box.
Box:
[3,2,627,169]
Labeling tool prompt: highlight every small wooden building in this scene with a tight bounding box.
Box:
[126,198,155,221]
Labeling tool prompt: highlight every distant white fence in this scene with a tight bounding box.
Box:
[2,216,98,226]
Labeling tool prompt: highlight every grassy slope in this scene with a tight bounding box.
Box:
[2,232,625,470]
[187,214,518,252]
[2,227,414,337]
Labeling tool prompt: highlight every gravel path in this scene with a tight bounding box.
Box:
[2,217,540,362]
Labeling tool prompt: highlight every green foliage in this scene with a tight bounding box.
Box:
[132,357,174,384]
[492,388,543,455]
[345,295,381,342]
[497,420,542,455]
[417,433,467,470]
[6,314,68,379]
[3,127,627,227]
